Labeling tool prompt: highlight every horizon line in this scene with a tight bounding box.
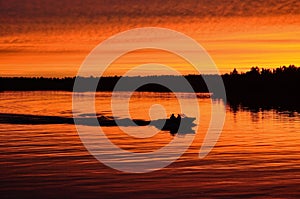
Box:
[1,64,299,79]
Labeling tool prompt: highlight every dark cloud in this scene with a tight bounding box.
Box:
[1,0,299,20]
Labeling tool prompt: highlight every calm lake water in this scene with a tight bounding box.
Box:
[0,91,299,198]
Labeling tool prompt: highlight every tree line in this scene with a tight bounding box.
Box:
[0,65,299,111]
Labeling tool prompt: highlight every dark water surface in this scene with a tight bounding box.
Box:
[0,91,299,198]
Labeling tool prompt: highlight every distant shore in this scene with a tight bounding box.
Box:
[1,65,300,111]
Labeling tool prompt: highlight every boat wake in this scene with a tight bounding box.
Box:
[0,113,196,134]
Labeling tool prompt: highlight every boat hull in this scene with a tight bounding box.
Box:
[151,117,196,133]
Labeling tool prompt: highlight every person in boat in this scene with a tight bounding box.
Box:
[176,114,181,123]
[170,114,176,121]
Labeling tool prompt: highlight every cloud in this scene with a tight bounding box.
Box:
[0,0,299,76]
[1,0,299,20]
[1,0,299,38]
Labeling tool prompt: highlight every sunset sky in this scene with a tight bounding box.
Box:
[0,0,299,77]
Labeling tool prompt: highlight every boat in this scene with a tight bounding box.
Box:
[0,113,195,134]
[75,114,196,134]
[151,116,196,133]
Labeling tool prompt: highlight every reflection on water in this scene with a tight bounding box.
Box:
[0,91,299,198]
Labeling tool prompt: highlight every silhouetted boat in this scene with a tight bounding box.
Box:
[96,115,196,133]
[151,117,196,133]
[0,113,195,134]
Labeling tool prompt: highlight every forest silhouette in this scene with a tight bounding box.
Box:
[223,65,300,112]
[1,65,299,112]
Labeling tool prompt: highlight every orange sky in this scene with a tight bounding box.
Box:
[0,0,299,77]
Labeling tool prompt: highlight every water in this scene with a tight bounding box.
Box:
[0,91,299,198]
